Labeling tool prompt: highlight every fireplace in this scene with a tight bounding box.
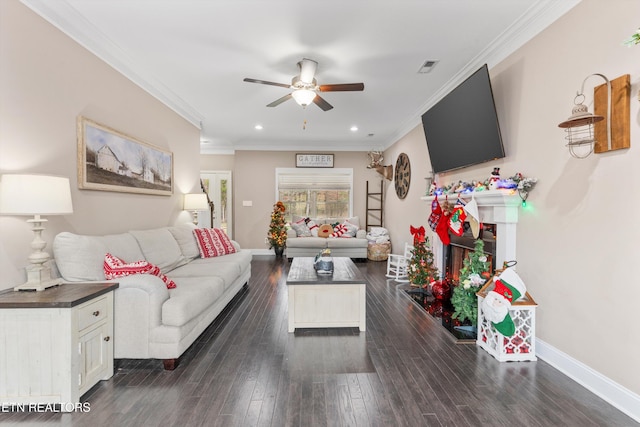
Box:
[409,190,522,341]
[422,190,522,273]
[445,223,497,284]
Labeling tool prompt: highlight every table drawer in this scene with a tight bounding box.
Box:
[77,296,108,331]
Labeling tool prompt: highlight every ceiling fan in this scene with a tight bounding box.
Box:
[243,58,364,111]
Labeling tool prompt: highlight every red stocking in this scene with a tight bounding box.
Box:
[436,210,451,245]
[428,195,442,231]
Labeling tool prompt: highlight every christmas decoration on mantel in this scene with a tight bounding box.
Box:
[426,170,538,207]
[407,225,439,289]
[451,238,491,326]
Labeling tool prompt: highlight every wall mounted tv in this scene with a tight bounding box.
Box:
[422,64,505,174]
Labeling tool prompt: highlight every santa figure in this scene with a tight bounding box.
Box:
[481,267,526,336]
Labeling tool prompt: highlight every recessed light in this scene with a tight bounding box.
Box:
[350,126,358,132]
[254,124,263,130]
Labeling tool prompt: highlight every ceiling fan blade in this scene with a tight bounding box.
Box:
[313,95,333,111]
[298,58,318,84]
[319,83,365,92]
[243,78,291,89]
[267,93,292,107]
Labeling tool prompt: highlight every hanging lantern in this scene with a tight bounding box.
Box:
[557,95,603,158]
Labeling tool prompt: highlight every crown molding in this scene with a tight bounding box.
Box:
[387,0,583,150]
[20,0,204,130]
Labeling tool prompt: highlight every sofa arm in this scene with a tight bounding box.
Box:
[286,229,297,239]
[112,274,169,358]
[356,229,367,239]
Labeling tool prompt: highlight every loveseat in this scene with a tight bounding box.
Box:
[285,216,368,260]
[53,223,251,370]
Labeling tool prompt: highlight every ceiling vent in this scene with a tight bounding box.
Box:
[418,60,439,74]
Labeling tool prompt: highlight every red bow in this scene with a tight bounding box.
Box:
[410,225,425,245]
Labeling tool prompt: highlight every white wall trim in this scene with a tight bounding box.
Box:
[536,338,640,423]
[20,0,205,130]
[386,0,583,150]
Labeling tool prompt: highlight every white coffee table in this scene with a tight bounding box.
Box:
[286,257,367,333]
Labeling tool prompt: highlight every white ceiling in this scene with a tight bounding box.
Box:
[22,0,580,154]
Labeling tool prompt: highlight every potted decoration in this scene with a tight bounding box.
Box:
[407,225,439,289]
[450,238,491,325]
[267,201,287,257]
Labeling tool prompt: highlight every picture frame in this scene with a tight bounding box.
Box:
[77,116,173,196]
[295,153,334,168]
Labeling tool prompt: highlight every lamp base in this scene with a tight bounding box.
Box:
[14,265,63,292]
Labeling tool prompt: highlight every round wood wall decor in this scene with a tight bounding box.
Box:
[394,153,411,199]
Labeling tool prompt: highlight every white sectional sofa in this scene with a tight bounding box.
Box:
[285,216,368,260]
[53,223,251,370]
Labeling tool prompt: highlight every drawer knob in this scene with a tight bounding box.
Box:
[92,310,100,317]
[104,336,110,342]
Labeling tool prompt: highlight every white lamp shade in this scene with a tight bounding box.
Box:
[183,193,208,210]
[291,89,317,107]
[0,174,73,215]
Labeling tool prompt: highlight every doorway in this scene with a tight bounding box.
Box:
[200,171,232,238]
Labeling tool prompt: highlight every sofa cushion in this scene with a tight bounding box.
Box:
[167,223,200,260]
[104,253,176,289]
[162,278,225,327]
[193,228,237,258]
[290,219,311,237]
[130,228,188,273]
[53,232,144,282]
[317,224,333,238]
[327,237,369,249]
[330,223,349,238]
[286,236,328,248]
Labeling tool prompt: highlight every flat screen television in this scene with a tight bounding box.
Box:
[421,64,505,174]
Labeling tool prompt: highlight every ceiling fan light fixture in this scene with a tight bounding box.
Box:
[291,89,317,107]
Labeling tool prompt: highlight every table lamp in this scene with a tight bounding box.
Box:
[0,174,74,291]
[183,193,208,225]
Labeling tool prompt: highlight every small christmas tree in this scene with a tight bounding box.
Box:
[451,238,491,325]
[407,226,439,288]
[267,201,287,251]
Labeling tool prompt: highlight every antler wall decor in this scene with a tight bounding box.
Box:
[367,150,393,180]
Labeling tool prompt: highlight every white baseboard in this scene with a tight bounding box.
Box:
[536,338,640,423]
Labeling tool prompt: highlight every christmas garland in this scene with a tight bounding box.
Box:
[427,172,538,204]
[624,27,640,46]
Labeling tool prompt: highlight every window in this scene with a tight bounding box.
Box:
[276,168,353,222]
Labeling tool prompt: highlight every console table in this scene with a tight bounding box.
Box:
[0,282,118,408]
[286,257,366,332]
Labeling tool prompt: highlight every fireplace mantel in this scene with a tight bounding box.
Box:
[421,190,521,270]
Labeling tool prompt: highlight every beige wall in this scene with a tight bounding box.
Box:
[383,0,640,394]
[0,1,202,291]
[200,154,235,171]
[233,150,381,250]
[2,0,638,402]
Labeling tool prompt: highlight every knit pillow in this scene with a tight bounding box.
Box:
[103,253,176,289]
[193,228,237,258]
[290,218,311,237]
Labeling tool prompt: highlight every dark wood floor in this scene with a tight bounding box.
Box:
[3,257,637,426]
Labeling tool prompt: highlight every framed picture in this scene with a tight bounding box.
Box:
[77,116,173,196]
[295,153,334,168]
